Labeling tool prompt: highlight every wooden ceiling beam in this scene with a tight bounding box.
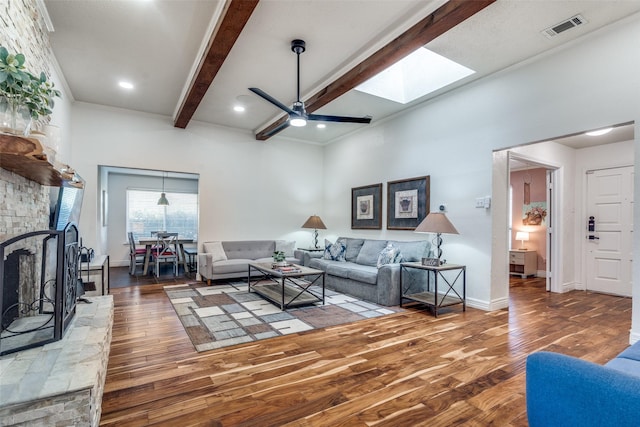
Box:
[174,0,259,129]
[255,0,496,141]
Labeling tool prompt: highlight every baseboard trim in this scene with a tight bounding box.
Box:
[466,297,508,312]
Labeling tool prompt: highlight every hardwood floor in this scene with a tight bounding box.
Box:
[100,272,632,426]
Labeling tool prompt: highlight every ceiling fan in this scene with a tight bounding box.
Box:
[249,39,372,136]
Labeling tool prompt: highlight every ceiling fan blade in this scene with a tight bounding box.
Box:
[260,119,291,138]
[249,87,296,115]
[307,114,372,124]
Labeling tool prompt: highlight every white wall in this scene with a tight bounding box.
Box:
[69,103,324,257]
[323,12,640,330]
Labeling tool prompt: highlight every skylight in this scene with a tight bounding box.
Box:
[355,47,475,104]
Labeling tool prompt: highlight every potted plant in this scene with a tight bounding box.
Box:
[272,251,287,266]
[0,46,61,136]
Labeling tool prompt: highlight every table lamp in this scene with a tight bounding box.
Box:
[515,231,529,250]
[414,212,459,261]
[301,215,327,249]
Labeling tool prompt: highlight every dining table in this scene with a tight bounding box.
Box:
[138,237,195,276]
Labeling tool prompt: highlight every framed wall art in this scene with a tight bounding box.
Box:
[351,183,382,229]
[387,175,430,230]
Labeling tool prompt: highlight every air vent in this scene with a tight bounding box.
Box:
[542,14,587,38]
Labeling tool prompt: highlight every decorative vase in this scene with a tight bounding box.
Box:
[0,95,32,136]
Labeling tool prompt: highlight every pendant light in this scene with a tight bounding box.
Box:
[157,172,169,206]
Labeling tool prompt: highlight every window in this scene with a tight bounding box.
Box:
[126,190,198,241]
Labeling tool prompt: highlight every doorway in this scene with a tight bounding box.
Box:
[492,122,635,307]
[585,166,634,297]
[508,154,558,292]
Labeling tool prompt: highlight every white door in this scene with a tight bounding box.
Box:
[586,166,634,296]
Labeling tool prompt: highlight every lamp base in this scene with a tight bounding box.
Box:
[313,229,319,249]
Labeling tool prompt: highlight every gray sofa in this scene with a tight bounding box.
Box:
[304,237,431,306]
[198,240,301,284]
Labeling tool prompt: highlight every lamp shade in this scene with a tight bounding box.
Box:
[157,193,169,206]
[301,215,327,230]
[414,212,459,235]
[515,231,530,242]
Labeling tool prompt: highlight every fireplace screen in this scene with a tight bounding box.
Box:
[0,223,79,355]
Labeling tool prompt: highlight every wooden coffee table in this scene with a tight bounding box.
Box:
[247,262,325,310]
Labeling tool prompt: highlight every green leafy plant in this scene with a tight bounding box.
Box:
[0,46,61,122]
[25,71,62,119]
[273,251,286,262]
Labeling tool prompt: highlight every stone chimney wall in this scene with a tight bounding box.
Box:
[0,0,55,240]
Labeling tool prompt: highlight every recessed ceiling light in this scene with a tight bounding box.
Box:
[118,81,134,90]
[233,105,246,112]
[316,123,326,129]
[585,127,613,136]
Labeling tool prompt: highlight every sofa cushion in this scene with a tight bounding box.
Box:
[346,263,378,285]
[388,240,430,262]
[323,239,346,261]
[339,237,365,262]
[326,262,352,279]
[356,240,388,266]
[275,240,296,257]
[211,259,252,274]
[616,341,640,362]
[604,357,640,378]
[203,241,227,263]
[222,240,275,260]
[377,243,401,268]
[308,257,331,271]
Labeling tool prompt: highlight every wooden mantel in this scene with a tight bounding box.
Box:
[0,134,78,187]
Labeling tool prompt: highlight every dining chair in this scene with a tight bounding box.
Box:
[128,232,146,275]
[152,232,178,277]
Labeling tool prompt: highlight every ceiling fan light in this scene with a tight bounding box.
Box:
[290,116,307,127]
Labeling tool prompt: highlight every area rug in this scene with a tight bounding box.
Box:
[164,280,402,352]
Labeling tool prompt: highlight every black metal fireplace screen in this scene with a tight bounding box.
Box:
[0,223,79,355]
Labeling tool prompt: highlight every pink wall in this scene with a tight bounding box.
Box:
[511,168,547,271]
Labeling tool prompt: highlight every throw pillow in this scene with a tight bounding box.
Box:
[275,240,295,257]
[323,239,346,261]
[203,241,227,263]
[377,243,400,268]
[356,240,388,266]
[389,240,430,262]
[342,238,365,262]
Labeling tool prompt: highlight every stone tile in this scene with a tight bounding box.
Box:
[172,302,197,316]
[201,314,236,331]
[180,314,201,328]
[270,319,313,334]
[237,317,262,327]
[326,294,358,304]
[194,306,224,318]
[231,292,264,303]
[213,327,247,340]
[169,297,194,305]
[221,303,245,314]
[338,302,368,313]
[260,312,295,323]
[165,289,199,299]
[359,310,386,318]
[196,285,239,295]
[254,331,279,340]
[242,300,282,316]
[230,311,254,320]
